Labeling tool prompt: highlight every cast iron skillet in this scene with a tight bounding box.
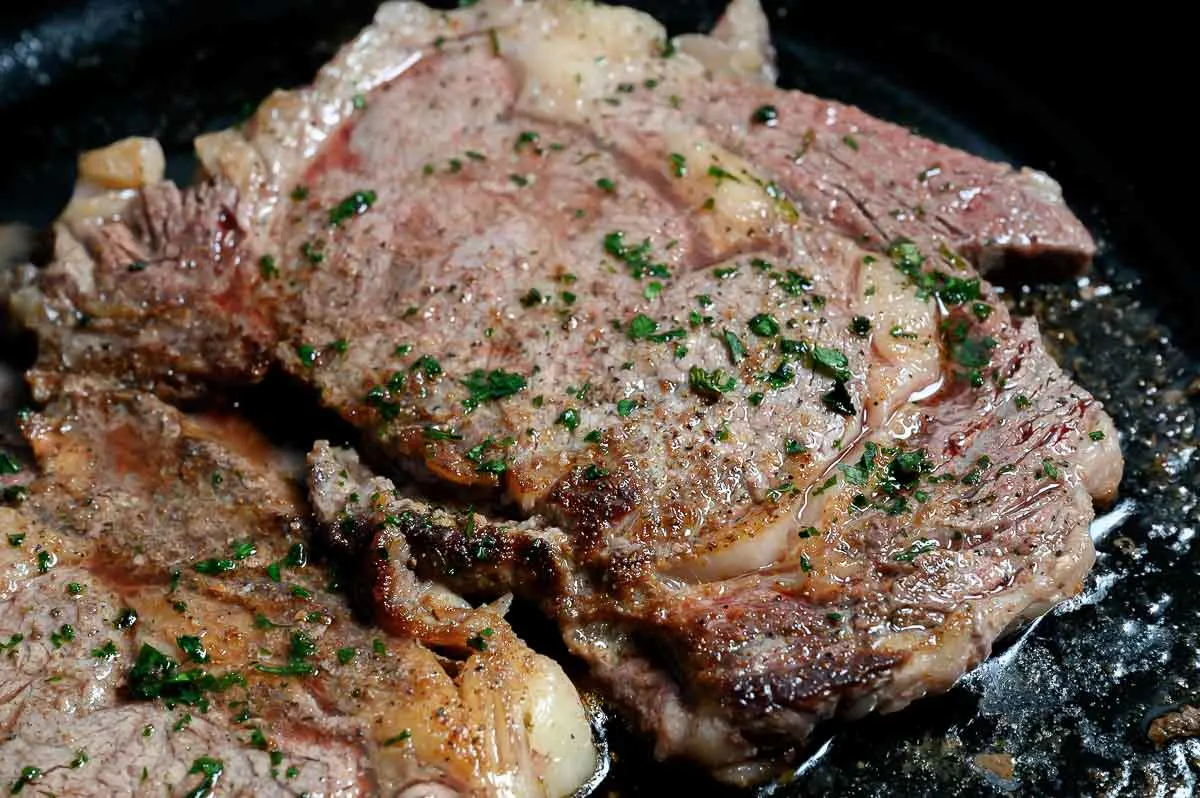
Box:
[2,3,1197,795]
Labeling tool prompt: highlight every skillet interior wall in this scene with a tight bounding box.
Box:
[1,3,1197,796]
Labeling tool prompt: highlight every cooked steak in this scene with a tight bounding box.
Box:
[0,380,597,797]
[3,0,1121,787]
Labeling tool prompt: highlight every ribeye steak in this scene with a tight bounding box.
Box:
[4,0,1122,787]
[0,379,598,796]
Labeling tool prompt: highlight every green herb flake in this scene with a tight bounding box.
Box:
[185,757,224,798]
[176,635,209,664]
[747,314,780,337]
[9,766,42,794]
[784,439,806,456]
[461,369,527,412]
[842,134,859,150]
[556,408,581,432]
[337,647,357,665]
[582,464,609,480]
[751,104,779,126]
[328,190,378,226]
[812,347,852,382]
[616,399,637,417]
[603,231,671,281]
[36,550,56,574]
[668,152,687,177]
[296,344,318,368]
[50,624,75,649]
[596,177,616,193]
[689,366,737,399]
[1089,430,1106,441]
[384,729,413,746]
[721,329,748,364]
[423,426,464,442]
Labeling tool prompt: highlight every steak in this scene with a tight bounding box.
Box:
[3,0,1121,788]
[0,379,598,797]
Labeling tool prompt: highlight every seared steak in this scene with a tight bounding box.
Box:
[3,0,1121,787]
[0,380,597,796]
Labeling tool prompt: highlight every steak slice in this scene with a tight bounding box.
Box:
[3,0,1121,787]
[0,379,597,797]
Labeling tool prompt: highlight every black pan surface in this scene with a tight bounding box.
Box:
[1,3,1197,795]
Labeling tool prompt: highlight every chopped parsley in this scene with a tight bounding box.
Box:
[689,366,736,399]
[36,550,55,574]
[721,329,748,364]
[411,354,443,379]
[582,464,609,480]
[384,730,413,746]
[1089,430,1106,441]
[603,232,670,280]
[747,314,780,337]
[466,627,494,652]
[751,104,779,126]
[9,767,41,794]
[616,399,637,417]
[328,190,377,226]
[50,624,75,649]
[556,408,581,432]
[254,632,318,677]
[176,635,209,664]
[461,369,527,412]
[127,644,245,708]
[184,757,224,798]
[423,426,463,441]
[668,152,687,177]
[596,177,616,193]
[849,316,872,337]
[258,254,279,280]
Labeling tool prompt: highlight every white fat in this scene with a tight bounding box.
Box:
[662,134,789,247]
[76,137,165,190]
[521,655,598,798]
[1075,413,1122,503]
[501,0,666,121]
[667,509,792,582]
[857,253,940,424]
[1017,167,1066,203]
[60,137,165,224]
[676,0,777,83]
